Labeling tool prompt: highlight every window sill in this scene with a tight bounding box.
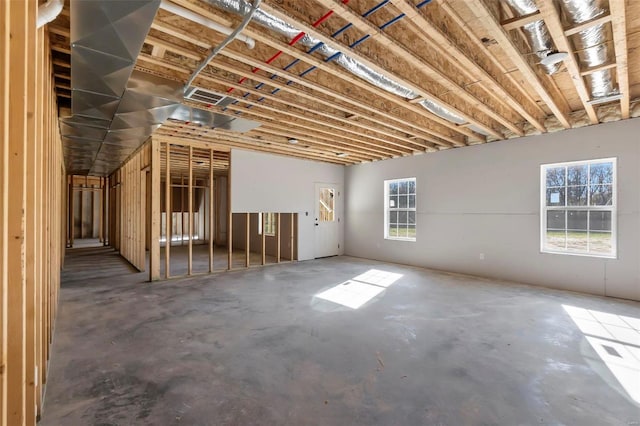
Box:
[385,237,416,242]
[540,249,617,260]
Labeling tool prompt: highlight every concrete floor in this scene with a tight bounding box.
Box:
[42,247,640,425]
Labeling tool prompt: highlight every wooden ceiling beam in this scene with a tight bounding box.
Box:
[564,13,612,37]
[162,0,479,142]
[139,43,441,150]
[148,19,464,146]
[259,1,498,139]
[137,54,418,155]
[463,0,572,129]
[156,126,357,165]
[143,34,444,147]
[388,0,545,133]
[196,73,434,152]
[535,0,598,124]
[609,0,629,119]
[580,62,616,77]
[50,43,70,54]
[48,25,69,38]
[52,58,70,68]
[501,11,542,31]
[438,1,546,119]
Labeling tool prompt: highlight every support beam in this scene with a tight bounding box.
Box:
[608,0,629,119]
[465,0,572,129]
[209,149,214,273]
[188,147,193,275]
[150,139,161,281]
[501,11,542,31]
[261,213,266,266]
[389,0,545,133]
[6,0,29,421]
[276,213,281,264]
[245,213,250,268]
[564,13,612,36]
[535,0,598,124]
[165,143,171,279]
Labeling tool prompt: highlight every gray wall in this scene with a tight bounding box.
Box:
[231,149,344,261]
[345,118,640,301]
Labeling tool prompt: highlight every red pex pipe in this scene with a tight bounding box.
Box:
[226,0,348,94]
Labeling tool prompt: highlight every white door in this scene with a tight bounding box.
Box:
[314,183,340,258]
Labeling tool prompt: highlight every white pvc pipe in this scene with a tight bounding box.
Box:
[37,0,64,28]
[160,0,255,49]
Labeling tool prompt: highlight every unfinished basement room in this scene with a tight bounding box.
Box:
[2,0,640,424]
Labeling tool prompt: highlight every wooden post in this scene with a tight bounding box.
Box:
[276,213,281,263]
[24,1,37,421]
[6,0,29,421]
[165,143,171,279]
[227,152,232,270]
[209,149,214,272]
[68,177,74,247]
[187,146,193,275]
[261,213,266,266]
[180,174,184,246]
[290,213,294,261]
[103,177,108,246]
[245,212,250,267]
[150,139,161,281]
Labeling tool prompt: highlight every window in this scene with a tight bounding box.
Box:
[541,158,616,258]
[258,212,276,236]
[384,177,416,241]
[318,188,335,222]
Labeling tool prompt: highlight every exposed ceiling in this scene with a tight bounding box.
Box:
[49,0,640,170]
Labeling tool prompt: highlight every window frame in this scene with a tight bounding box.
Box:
[384,177,417,242]
[540,157,617,259]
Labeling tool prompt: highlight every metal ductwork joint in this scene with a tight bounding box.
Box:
[505,0,561,74]
[558,0,617,100]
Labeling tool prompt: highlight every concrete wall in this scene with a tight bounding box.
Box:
[345,118,640,301]
[231,149,344,261]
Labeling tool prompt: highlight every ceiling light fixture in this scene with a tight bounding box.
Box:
[288,138,298,144]
[540,51,569,66]
[336,153,349,158]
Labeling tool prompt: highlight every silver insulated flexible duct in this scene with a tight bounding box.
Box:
[558,0,616,100]
[505,0,560,74]
[203,0,468,127]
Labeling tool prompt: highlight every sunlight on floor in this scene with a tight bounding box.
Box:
[314,269,404,309]
[563,304,640,403]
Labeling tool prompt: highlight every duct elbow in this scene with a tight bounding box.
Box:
[37,0,64,28]
[244,36,255,49]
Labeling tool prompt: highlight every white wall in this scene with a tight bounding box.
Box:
[345,118,640,301]
[231,149,344,261]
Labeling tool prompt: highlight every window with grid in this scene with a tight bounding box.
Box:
[384,178,416,241]
[259,212,276,236]
[541,158,616,258]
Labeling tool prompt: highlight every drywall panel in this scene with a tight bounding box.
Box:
[231,149,344,261]
[345,118,640,301]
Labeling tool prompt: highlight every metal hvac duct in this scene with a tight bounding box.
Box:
[63,0,162,175]
[505,0,561,74]
[558,0,616,100]
[62,0,260,176]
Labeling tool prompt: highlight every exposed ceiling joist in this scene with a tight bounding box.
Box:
[535,0,598,124]
[609,0,630,119]
[463,0,572,129]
